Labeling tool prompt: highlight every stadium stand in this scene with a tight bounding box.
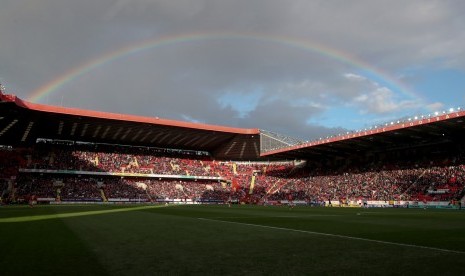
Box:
[2,142,464,206]
[1,87,465,207]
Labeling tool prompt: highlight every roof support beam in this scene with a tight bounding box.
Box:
[0,119,18,137]
[101,126,111,139]
[21,121,34,142]
[70,122,78,136]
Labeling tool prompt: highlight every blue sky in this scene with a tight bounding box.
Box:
[1,0,465,140]
[413,68,465,106]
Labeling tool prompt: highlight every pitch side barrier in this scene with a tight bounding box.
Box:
[107,198,223,204]
[39,199,462,208]
[46,199,222,205]
[269,200,463,209]
[405,201,463,210]
[316,200,463,209]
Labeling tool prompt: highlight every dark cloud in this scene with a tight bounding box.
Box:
[1,0,465,141]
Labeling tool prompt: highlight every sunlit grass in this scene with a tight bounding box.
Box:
[0,204,168,223]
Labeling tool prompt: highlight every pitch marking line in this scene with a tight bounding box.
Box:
[198,218,465,254]
[209,215,342,219]
[357,211,445,215]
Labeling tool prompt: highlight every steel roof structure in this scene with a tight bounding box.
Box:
[0,92,260,160]
[2,89,464,162]
[261,110,465,161]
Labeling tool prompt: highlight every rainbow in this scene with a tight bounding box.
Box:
[28,32,421,103]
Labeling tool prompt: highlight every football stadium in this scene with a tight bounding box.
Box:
[1,83,465,275]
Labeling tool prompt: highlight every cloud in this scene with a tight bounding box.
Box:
[343,73,367,82]
[425,102,445,112]
[353,87,419,114]
[1,0,464,141]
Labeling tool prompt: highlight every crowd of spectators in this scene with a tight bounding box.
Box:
[24,144,218,175]
[1,144,465,204]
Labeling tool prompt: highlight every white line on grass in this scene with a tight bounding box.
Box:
[209,215,342,219]
[357,211,458,215]
[197,217,465,254]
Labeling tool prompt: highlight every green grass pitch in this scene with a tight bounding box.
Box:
[1,204,465,275]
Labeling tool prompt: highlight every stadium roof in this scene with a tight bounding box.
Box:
[261,109,465,160]
[0,92,261,160]
[2,89,465,162]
